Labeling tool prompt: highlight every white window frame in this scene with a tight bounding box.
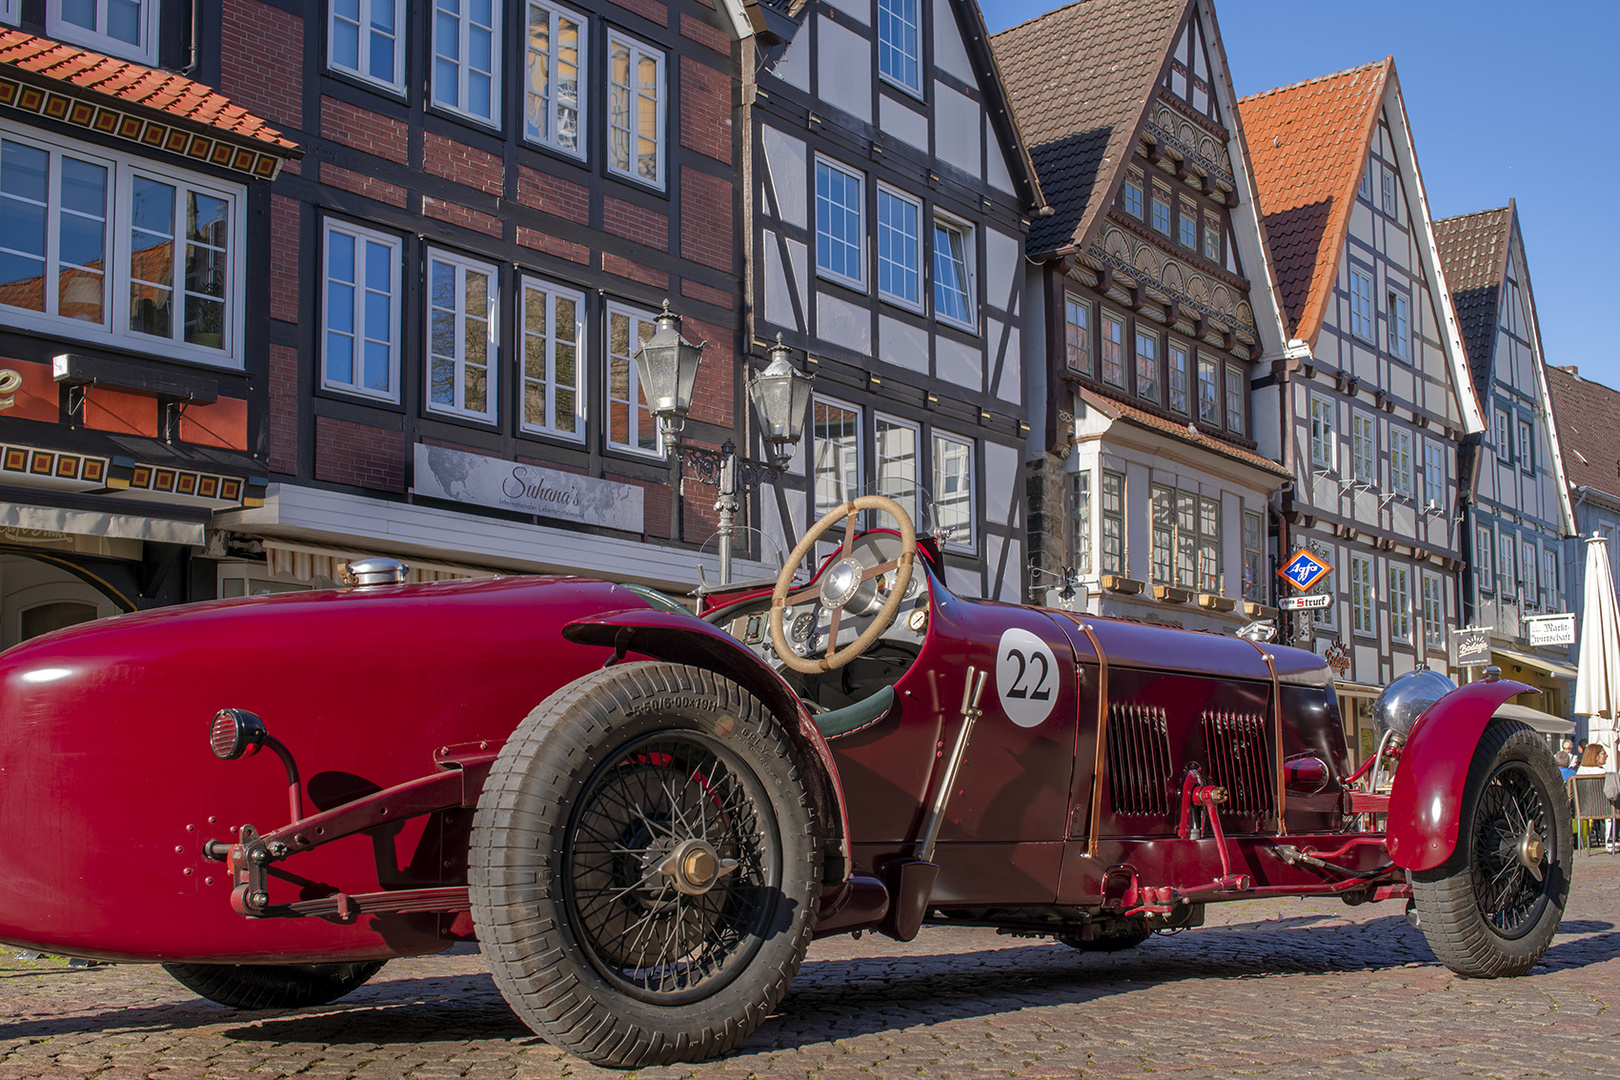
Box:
[1349,268,1374,342]
[813,395,862,517]
[1389,426,1413,499]
[1381,167,1395,215]
[1100,469,1125,575]
[48,0,159,64]
[1521,540,1537,605]
[1518,417,1535,473]
[1497,530,1515,598]
[606,30,666,189]
[1072,470,1093,575]
[1242,509,1264,603]
[1350,554,1374,636]
[1543,549,1558,610]
[425,248,498,423]
[0,124,247,368]
[1224,365,1244,434]
[1102,312,1125,388]
[524,0,588,160]
[932,214,975,331]
[520,275,587,442]
[815,156,865,290]
[1197,353,1218,424]
[1134,328,1158,403]
[1167,339,1189,414]
[328,0,407,95]
[1388,563,1411,644]
[605,299,664,458]
[1476,524,1494,594]
[1423,439,1445,509]
[1351,411,1376,482]
[874,413,921,529]
[876,0,921,96]
[1494,407,1512,462]
[1359,160,1372,200]
[1064,293,1091,377]
[432,0,502,127]
[1310,393,1335,469]
[1387,289,1409,360]
[321,219,401,402]
[1421,571,1443,646]
[875,184,922,311]
[932,430,975,549]
[0,0,17,25]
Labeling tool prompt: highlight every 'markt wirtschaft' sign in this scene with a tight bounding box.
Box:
[412,444,644,533]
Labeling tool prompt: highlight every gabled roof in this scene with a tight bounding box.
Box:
[1434,203,1513,397]
[1547,365,1620,503]
[990,0,1185,257]
[1078,387,1291,478]
[1237,60,1387,341]
[0,29,298,179]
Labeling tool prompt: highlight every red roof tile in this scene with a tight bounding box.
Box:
[1238,60,1388,344]
[1546,365,1620,501]
[0,29,297,154]
[1078,387,1291,478]
[1433,203,1513,404]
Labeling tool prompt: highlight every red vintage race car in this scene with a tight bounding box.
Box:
[0,496,1570,1068]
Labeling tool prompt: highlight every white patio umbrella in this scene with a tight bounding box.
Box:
[1575,533,1620,753]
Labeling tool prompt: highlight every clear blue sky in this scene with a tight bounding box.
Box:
[981,0,1620,392]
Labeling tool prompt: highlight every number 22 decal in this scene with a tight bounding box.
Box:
[995,627,1060,728]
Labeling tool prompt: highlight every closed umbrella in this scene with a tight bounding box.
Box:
[1575,534,1620,753]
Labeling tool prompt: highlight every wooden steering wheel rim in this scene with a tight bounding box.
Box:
[769,495,917,674]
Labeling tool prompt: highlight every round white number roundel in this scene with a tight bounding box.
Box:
[995,627,1060,728]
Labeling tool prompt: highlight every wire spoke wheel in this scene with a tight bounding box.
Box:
[1469,761,1550,939]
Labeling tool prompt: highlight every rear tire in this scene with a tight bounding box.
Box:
[163,961,385,1009]
[1412,721,1570,977]
[469,662,821,1068]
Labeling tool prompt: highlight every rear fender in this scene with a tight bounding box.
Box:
[1386,678,1537,871]
[562,610,851,883]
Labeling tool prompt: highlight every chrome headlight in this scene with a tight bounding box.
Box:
[1372,669,1456,744]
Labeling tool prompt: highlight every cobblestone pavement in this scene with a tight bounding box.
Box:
[6,853,1620,1080]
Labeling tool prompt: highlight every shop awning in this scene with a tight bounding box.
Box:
[0,498,205,545]
[262,539,499,585]
[1496,647,1580,680]
[1494,702,1576,736]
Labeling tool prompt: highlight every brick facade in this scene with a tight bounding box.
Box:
[269,195,299,324]
[220,0,302,130]
[320,97,408,164]
[314,417,404,493]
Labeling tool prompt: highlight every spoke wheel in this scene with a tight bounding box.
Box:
[1413,721,1570,978]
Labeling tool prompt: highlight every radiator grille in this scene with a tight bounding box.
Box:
[1201,710,1275,818]
[1105,703,1173,816]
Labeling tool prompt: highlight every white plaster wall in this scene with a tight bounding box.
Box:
[818,17,873,123]
[879,95,929,153]
[761,125,807,228]
[879,314,929,374]
[932,81,980,179]
[817,291,872,353]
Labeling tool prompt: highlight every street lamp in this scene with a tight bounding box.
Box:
[634,305,812,587]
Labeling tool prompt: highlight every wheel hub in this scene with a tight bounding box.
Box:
[656,838,739,896]
[1517,828,1545,882]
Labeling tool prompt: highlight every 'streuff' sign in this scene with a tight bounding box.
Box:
[1278,549,1332,592]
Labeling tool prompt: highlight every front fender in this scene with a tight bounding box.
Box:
[562,609,852,881]
[1386,678,1536,871]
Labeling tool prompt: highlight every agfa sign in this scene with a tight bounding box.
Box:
[1278,548,1332,592]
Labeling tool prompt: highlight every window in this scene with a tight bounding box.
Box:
[1150,182,1171,235]
[1310,394,1335,469]
[1123,168,1144,219]
[525,1,586,157]
[933,432,974,545]
[1349,269,1374,342]
[1198,496,1220,593]
[1521,540,1537,605]
[1476,524,1494,593]
[1224,366,1244,434]
[1197,355,1218,424]
[874,415,919,527]
[1151,484,1218,591]
[48,0,158,64]
[1497,531,1514,598]
[607,32,665,187]
[1388,564,1411,643]
[322,221,399,401]
[1359,161,1372,200]
[1135,329,1158,403]
[1101,313,1124,387]
[1202,210,1219,262]
[1381,168,1395,215]
[1351,412,1375,482]
[0,131,247,366]
[1421,573,1444,646]
[1494,408,1511,462]
[0,0,16,25]
[1389,427,1413,498]
[1518,418,1534,473]
[1388,290,1409,360]
[1072,470,1092,574]
[520,277,585,440]
[876,186,921,309]
[1543,549,1558,610]
[933,217,974,329]
[426,249,497,422]
[606,301,660,455]
[1243,509,1264,603]
[1350,555,1373,636]
[1178,197,1197,249]
[1150,483,1174,586]
[432,0,500,126]
[876,0,920,94]
[813,397,861,515]
[1101,470,1124,574]
[1064,294,1090,376]
[330,0,406,92]
[815,159,864,288]
[1167,340,1188,414]
[1423,440,1445,508]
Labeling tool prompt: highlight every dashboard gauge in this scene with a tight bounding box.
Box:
[907,608,927,633]
[791,611,816,643]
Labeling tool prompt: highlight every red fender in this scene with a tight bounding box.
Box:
[1385,678,1537,871]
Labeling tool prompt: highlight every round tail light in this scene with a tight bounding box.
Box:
[210,708,267,760]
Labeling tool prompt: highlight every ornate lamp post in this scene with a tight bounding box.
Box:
[634,305,812,587]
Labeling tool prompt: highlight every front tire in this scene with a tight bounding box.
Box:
[469,662,821,1068]
[1412,721,1570,977]
[163,961,385,1009]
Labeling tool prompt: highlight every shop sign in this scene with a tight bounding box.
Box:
[1278,594,1333,611]
[1278,548,1332,592]
[1452,625,1492,667]
[1524,613,1576,648]
[0,369,20,410]
[1322,639,1351,677]
[412,444,644,533]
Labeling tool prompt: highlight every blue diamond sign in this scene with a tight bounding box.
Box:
[1278,548,1332,592]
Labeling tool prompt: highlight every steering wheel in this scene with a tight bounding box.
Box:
[770,495,917,674]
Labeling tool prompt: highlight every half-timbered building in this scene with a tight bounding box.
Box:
[1435,203,1576,708]
[0,13,297,648]
[743,0,1044,599]
[1240,59,1483,748]
[993,0,1291,628]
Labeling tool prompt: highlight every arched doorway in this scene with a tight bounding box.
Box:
[1,555,121,651]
